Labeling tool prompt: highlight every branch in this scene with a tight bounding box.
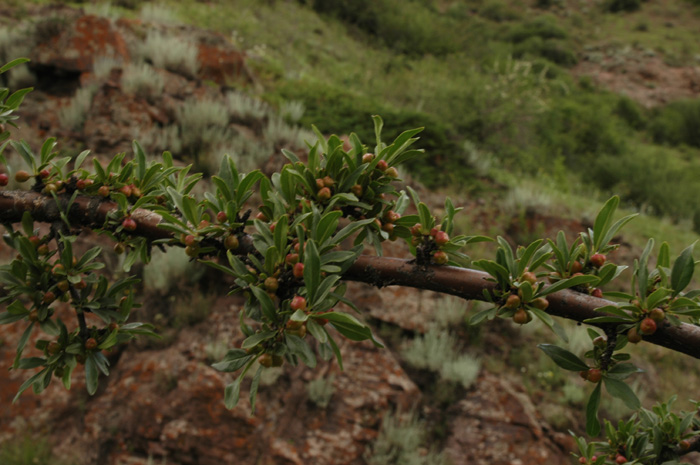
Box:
[2,190,700,359]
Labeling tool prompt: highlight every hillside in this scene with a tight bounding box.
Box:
[0,1,699,464]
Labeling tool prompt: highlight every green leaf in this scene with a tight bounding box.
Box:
[604,377,640,410]
[307,319,328,344]
[285,334,316,368]
[241,330,276,349]
[85,353,100,395]
[538,344,589,371]
[586,383,602,436]
[304,240,321,303]
[606,363,643,380]
[671,243,695,296]
[249,286,278,323]
[212,349,254,372]
[224,375,243,410]
[593,196,619,250]
[0,57,30,73]
[13,322,34,369]
[12,369,47,403]
[249,365,263,414]
[324,311,383,347]
[539,274,599,297]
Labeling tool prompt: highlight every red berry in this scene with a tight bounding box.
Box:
[532,297,549,310]
[14,170,30,182]
[591,288,603,298]
[122,217,137,232]
[615,455,627,464]
[590,253,606,267]
[579,457,587,464]
[434,230,450,246]
[76,179,87,190]
[198,220,210,229]
[433,251,448,265]
[217,211,227,223]
[315,178,325,190]
[42,291,56,304]
[381,222,394,234]
[376,160,388,172]
[74,279,87,290]
[0,173,8,186]
[119,185,132,197]
[286,253,299,266]
[28,235,40,246]
[571,261,583,274]
[680,440,691,450]
[322,176,334,187]
[429,227,440,237]
[39,169,50,179]
[85,338,98,350]
[290,295,307,311]
[579,370,589,380]
[184,235,196,246]
[410,223,423,236]
[318,187,331,201]
[256,212,268,222]
[293,262,304,279]
[224,234,239,250]
[98,185,110,197]
[384,210,400,223]
[640,317,657,335]
[587,368,602,383]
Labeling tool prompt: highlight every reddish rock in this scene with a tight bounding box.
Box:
[34,14,130,74]
[197,42,252,86]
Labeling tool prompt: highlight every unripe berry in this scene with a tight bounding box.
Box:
[649,307,665,322]
[627,327,642,343]
[216,211,227,223]
[47,341,61,355]
[198,220,210,230]
[293,262,304,279]
[504,294,521,309]
[315,178,325,190]
[14,170,30,182]
[224,234,239,250]
[28,235,40,247]
[98,185,110,197]
[590,253,606,268]
[579,370,589,380]
[264,277,279,292]
[290,295,307,311]
[362,153,374,164]
[640,317,657,335]
[0,173,8,186]
[434,230,450,246]
[532,297,549,310]
[74,279,87,290]
[318,187,331,201]
[85,338,98,350]
[384,210,400,223]
[42,291,56,304]
[122,217,137,232]
[381,222,394,234]
[593,336,607,348]
[410,223,423,236]
[57,280,70,292]
[184,235,196,247]
[591,288,603,298]
[131,186,142,198]
[114,242,126,254]
[255,212,268,222]
[385,167,399,178]
[259,354,273,368]
[43,183,58,194]
[322,176,334,187]
[513,308,529,324]
[287,324,307,338]
[350,184,363,197]
[28,309,39,322]
[680,440,691,450]
[185,245,198,258]
[433,251,448,265]
[521,271,537,285]
[52,264,64,275]
[587,368,602,383]
[430,226,440,237]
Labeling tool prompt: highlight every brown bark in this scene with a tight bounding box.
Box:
[2,190,700,359]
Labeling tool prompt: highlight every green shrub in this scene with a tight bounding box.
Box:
[513,37,578,67]
[0,435,70,465]
[507,15,568,42]
[307,375,335,408]
[649,99,700,148]
[605,0,645,12]
[615,95,646,130]
[311,0,461,55]
[479,1,521,22]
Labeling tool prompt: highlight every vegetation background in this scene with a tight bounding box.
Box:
[1,0,700,463]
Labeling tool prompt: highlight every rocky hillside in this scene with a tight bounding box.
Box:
[0,2,699,465]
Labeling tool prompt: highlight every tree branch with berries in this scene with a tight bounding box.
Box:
[0,59,699,464]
